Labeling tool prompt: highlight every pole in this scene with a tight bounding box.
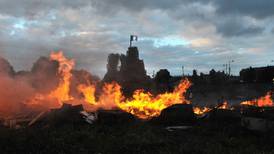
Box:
[129,36,132,47]
[228,60,234,77]
[226,64,228,75]
[228,61,231,76]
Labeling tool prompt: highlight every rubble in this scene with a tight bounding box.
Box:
[241,117,274,132]
[2,111,42,129]
[27,103,85,127]
[165,126,193,132]
[208,109,241,122]
[151,104,196,125]
[241,106,274,131]
[80,111,97,124]
[96,109,135,125]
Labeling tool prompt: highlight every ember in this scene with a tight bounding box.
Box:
[193,107,211,115]
[217,101,230,109]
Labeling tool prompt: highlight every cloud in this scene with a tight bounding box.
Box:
[213,0,274,19]
[216,17,264,37]
[0,0,92,18]
[0,0,273,77]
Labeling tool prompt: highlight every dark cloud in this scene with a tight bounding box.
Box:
[93,0,185,12]
[216,18,264,37]
[94,0,274,19]
[213,0,274,19]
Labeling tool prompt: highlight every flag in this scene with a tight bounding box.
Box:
[130,35,138,41]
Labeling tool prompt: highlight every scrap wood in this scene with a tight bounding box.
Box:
[28,111,48,126]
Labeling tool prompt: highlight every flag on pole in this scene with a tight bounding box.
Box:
[130,35,138,47]
[130,35,138,41]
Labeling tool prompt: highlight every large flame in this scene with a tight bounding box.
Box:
[77,84,96,105]
[117,79,191,119]
[77,79,191,119]
[25,51,75,109]
[48,51,75,103]
[240,92,273,107]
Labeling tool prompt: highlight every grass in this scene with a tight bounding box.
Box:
[0,120,274,154]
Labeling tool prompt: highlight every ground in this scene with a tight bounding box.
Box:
[0,120,274,154]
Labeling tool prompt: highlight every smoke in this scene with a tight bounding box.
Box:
[0,56,57,116]
[0,54,99,117]
[0,73,35,116]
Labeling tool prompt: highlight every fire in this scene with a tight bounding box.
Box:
[240,92,273,107]
[48,51,75,103]
[25,51,75,109]
[97,82,123,110]
[77,79,191,119]
[77,84,96,105]
[11,51,191,119]
[193,101,232,115]
[218,101,230,109]
[193,107,211,115]
[4,51,274,121]
[117,79,191,119]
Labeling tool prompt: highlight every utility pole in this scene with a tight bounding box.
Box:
[228,60,234,76]
[182,66,185,77]
[223,64,228,75]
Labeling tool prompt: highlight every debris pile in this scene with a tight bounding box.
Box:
[152,104,195,125]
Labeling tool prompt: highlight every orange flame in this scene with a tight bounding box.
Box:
[25,51,75,109]
[77,84,96,105]
[240,92,273,107]
[48,51,75,103]
[218,101,230,109]
[193,107,211,115]
[97,82,123,110]
[78,79,191,119]
[117,79,191,119]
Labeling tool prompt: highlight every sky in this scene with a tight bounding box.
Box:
[0,0,274,77]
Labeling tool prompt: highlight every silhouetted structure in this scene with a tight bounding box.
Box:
[120,47,148,82]
[103,46,151,96]
[240,66,274,83]
[0,57,15,76]
[103,54,120,82]
[209,69,227,84]
[190,69,228,84]
[155,69,172,93]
